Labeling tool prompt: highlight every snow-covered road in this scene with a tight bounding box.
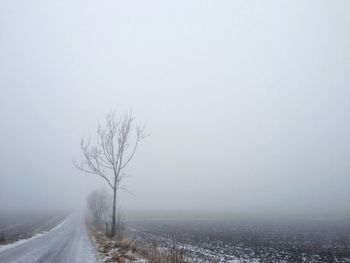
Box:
[0,212,97,263]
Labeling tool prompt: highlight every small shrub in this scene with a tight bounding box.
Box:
[116,239,134,251]
[139,240,185,263]
[0,233,5,243]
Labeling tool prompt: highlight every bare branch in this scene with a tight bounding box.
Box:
[74,139,115,189]
[118,185,135,197]
[120,125,147,169]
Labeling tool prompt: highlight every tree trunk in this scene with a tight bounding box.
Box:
[111,185,117,237]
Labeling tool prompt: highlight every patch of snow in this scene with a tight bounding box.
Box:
[0,216,67,253]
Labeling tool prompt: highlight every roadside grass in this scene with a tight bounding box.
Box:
[87,222,185,263]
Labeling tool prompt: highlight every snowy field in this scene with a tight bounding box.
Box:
[127,218,350,262]
[0,211,67,245]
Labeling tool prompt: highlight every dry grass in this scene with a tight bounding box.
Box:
[137,240,185,263]
[87,220,186,263]
[88,224,141,263]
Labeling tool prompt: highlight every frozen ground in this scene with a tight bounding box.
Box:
[127,218,350,262]
[0,212,66,244]
[0,212,97,263]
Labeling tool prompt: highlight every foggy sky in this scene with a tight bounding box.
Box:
[0,0,349,217]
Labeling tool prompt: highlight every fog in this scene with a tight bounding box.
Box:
[0,0,349,218]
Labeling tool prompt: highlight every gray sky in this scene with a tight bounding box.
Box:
[0,0,349,217]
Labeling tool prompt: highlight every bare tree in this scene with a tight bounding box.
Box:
[74,111,147,237]
[87,189,110,228]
